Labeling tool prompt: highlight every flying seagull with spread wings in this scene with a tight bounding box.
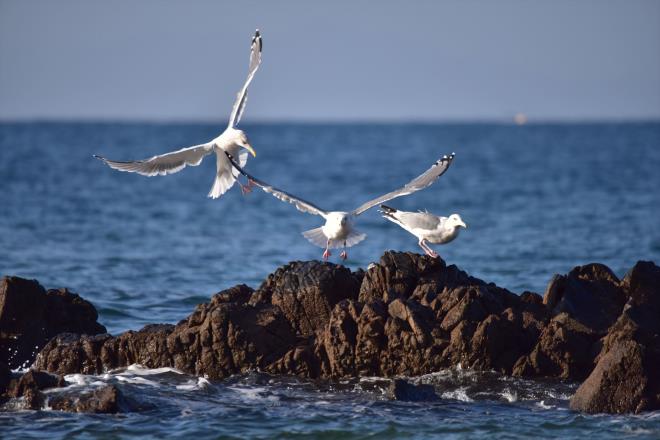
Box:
[379,205,466,258]
[227,152,455,260]
[94,30,263,198]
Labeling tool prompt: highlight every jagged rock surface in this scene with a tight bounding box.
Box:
[0,276,106,369]
[570,261,660,413]
[3,252,658,415]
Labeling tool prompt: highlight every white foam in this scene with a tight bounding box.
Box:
[176,377,211,391]
[501,390,518,403]
[229,386,279,403]
[115,375,160,387]
[64,373,89,387]
[536,400,554,409]
[441,388,473,402]
[122,364,184,376]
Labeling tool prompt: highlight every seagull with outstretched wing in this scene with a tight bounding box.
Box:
[227,152,455,260]
[95,30,263,198]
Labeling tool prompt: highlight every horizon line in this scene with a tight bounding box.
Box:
[1,116,659,125]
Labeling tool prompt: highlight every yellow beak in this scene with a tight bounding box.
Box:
[244,142,257,157]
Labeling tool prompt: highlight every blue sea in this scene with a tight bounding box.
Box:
[1,122,659,438]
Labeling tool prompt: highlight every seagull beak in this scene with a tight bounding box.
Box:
[243,142,257,158]
[459,221,467,229]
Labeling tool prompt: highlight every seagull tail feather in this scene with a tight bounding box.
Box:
[302,227,328,248]
[208,171,235,199]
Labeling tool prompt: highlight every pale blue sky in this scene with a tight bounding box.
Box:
[1,0,659,121]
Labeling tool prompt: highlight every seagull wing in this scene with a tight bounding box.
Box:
[392,211,442,232]
[351,153,455,216]
[227,30,263,129]
[225,152,328,217]
[94,143,214,176]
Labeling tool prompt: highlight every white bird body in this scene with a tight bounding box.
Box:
[226,152,456,260]
[95,30,262,199]
[322,212,353,242]
[380,205,466,258]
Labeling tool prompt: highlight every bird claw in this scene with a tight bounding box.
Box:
[340,251,347,260]
[240,182,253,195]
[322,249,331,260]
[427,250,439,258]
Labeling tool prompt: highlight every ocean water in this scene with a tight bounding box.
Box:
[1,121,659,438]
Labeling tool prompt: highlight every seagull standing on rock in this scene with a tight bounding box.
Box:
[226,152,455,261]
[94,30,263,198]
[379,205,467,258]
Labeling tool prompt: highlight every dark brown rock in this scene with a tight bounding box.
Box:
[386,378,438,401]
[0,276,106,369]
[20,253,660,415]
[513,314,600,380]
[0,361,10,395]
[23,388,45,410]
[50,385,123,413]
[252,261,361,337]
[543,264,625,333]
[7,369,64,398]
[570,261,660,413]
[570,340,652,413]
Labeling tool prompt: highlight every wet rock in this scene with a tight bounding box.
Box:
[50,385,123,413]
[19,253,660,414]
[23,388,45,410]
[543,264,624,333]
[0,361,10,395]
[7,369,65,398]
[570,340,651,413]
[570,261,660,413]
[2,369,65,410]
[513,313,600,380]
[0,276,106,369]
[386,378,438,401]
[252,261,361,337]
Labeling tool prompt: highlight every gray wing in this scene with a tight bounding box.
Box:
[94,143,214,176]
[227,30,263,129]
[352,153,455,216]
[225,152,327,217]
[395,212,442,231]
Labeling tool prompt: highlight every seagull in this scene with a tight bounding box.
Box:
[94,30,263,198]
[379,205,466,258]
[226,152,455,260]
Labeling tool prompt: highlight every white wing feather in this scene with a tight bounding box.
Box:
[351,153,455,216]
[227,30,263,129]
[94,143,214,177]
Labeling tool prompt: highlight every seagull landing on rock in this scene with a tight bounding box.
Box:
[226,152,455,261]
[380,205,466,258]
[94,30,263,198]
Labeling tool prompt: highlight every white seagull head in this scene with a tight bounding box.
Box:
[448,214,467,229]
[229,128,256,157]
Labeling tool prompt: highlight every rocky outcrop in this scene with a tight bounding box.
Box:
[570,261,660,413]
[0,276,106,369]
[3,252,659,414]
[0,367,129,413]
[34,254,550,381]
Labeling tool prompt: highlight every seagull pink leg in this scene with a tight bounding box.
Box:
[239,180,253,195]
[418,239,439,258]
[323,239,332,261]
[340,241,347,260]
